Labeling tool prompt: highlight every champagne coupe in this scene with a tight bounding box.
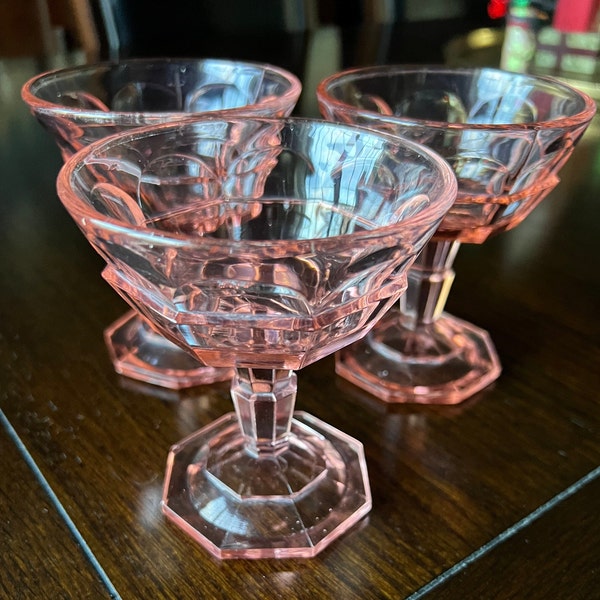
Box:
[56,116,456,558]
[22,57,301,389]
[317,66,596,404]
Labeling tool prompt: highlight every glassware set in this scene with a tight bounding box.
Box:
[317,66,595,405]
[25,59,594,558]
[56,116,456,557]
[22,58,301,390]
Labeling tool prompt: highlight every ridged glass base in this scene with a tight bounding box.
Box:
[104,310,233,390]
[336,310,501,405]
[162,411,371,559]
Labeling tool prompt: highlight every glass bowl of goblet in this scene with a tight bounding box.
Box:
[317,66,596,404]
[56,116,457,558]
[22,57,301,389]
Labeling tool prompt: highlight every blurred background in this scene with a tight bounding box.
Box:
[1,0,598,117]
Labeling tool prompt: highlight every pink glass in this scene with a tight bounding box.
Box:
[57,117,456,558]
[22,57,301,389]
[317,66,596,405]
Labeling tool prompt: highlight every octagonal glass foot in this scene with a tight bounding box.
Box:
[104,310,233,389]
[162,411,371,559]
[336,311,501,405]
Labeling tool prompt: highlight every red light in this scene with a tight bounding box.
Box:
[488,0,508,19]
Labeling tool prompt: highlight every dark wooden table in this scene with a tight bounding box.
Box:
[1,56,599,599]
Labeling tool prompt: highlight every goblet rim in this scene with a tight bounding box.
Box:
[317,65,597,131]
[21,57,302,124]
[56,116,457,250]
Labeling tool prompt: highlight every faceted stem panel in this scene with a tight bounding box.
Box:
[399,240,460,327]
[231,368,297,456]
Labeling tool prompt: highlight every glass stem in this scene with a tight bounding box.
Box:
[399,240,461,329]
[230,368,297,457]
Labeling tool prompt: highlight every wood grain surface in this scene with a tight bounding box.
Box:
[2,58,599,600]
[0,426,109,598]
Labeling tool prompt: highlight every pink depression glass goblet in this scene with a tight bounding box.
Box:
[57,117,456,558]
[22,57,301,389]
[318,66,596,404]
